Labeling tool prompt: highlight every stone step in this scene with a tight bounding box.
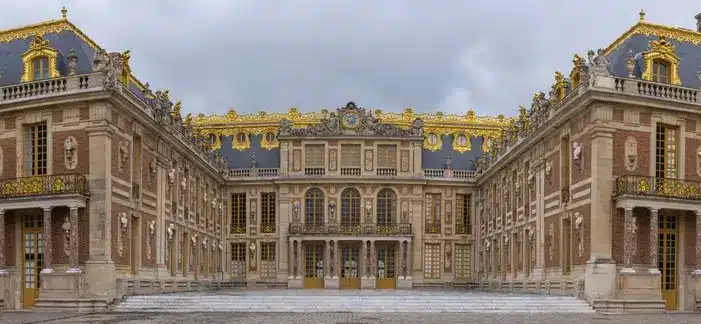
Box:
[111,291,595,313]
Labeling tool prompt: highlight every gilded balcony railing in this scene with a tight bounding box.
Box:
[455,224,471,235]
[614,176,701,200]
[288,223,412,236]
[424,222,441,234]
[0,174,88,198]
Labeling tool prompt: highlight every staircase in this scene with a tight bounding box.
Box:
[111,290,595,313]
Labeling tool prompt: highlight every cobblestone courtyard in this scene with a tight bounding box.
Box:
[0,312,699,324]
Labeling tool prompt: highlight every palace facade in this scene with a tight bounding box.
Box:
[0,8,700,312]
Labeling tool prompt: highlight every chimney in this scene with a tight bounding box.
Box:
[696,13,701,32]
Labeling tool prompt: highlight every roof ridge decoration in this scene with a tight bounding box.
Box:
[279,101,424,138]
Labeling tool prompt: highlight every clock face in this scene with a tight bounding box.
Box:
[342,112,360,129]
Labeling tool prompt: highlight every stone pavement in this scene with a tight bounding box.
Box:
[1,312,700,324]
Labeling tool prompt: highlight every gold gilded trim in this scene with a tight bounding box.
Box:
[192,107,512,151]
[641,36,681,85]
[424,133,442,151]
[451,133,472,153]
[20,35,60,82]
[231,131,250,151]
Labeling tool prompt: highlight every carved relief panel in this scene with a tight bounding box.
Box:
[292,149,302,171]
[625,136,638,172]
[64,136,78,170]
[364,149,374,171]
[400,150,410,172]
[328,149,338,171]
[696,145,701,178]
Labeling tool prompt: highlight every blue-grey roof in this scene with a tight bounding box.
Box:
[218,135,280,169]
[0,30,95,85]
[605,33,701,88]
[422,135,483,170]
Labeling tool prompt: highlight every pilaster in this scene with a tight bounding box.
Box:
[649,209,660,274]
[67,206,80,273]
[41,207,54,274]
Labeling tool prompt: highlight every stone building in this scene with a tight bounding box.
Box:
[0,7,700,313]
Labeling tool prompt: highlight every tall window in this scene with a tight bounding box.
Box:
[652,60,669,83]
[27,124,47,175]
[341,188,361,231]
[423,243,441,279]
[341,144,361,174]
[376,188,396,227]
[32,57,50,80]
[377,144,397,169]
[655,124,678,179]
[230,242,246,278]
[305,188,325,226]
[424,193,441,234]
[454,244,471,279]
[260,192,276,233]
[231,193,246,234]
[455,194,471,235]
[304,144,325,168]
[260,242,277,279]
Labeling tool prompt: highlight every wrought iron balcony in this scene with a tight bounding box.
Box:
[288,223,412,236]
[0,174,88,198]
[615,176,701,200]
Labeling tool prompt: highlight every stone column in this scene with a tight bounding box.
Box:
[0,210,7,275]
[67,207,81,273]
[324,240,330,278]
[622,207,634,273]
[369,240,376,278]
[398,241,404,278]
[295,239,302,279]
[288,239,295,278]
[360,240,366,278]
[649,209,660,273]
[41,207,54,274]
[694,211,701,275]
[406,240,412,278]
[332,240,338,278]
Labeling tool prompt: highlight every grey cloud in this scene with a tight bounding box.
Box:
[1,0,699,116]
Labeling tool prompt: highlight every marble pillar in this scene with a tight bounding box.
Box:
[621,207,634,273]
[324,240,330,278]
[67,207,81,273]
[361,240,367,278]
[398,241,405,278]
[295,240,302,279]
[649,209,660,274]
[288,240,295,278]
[0,210,6,275]
[41,207,54,274]
[369,240,376,278]
[694,211,701,275]
[406,240,412,278]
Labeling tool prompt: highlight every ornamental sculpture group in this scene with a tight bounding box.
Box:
[475,48,610,174]
[279,101,424,137]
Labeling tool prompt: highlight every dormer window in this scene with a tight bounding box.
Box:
[652,60,669,83]
[32,57,50,80]
[21,36,60,82]
[642,36,680,85]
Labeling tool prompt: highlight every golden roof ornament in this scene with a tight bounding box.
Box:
[172,101,182,118]
[639,9,645,21]
[61,6,67,19]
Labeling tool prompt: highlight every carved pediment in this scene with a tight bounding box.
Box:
[279,101,423,138]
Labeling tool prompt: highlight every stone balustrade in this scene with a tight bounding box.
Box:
[115,278,246,299]
[221,167,477,181]
[288,223,412,236]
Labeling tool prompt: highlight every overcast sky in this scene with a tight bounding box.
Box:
[2,1,699,116]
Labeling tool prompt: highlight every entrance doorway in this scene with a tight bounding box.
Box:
[22,213,44,308]
[340,243,360,289]
[376,243,396,289]
[303,242,324,288]
[659,214,678,310]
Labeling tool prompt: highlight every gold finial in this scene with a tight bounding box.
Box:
[61,6,67,18]
[639,9,645,21]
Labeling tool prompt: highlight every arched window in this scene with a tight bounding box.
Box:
[340,188,361,230]
[304,188,324,226]
[652,60,669,83]
[376,188,396,226]
[32,57,50,80]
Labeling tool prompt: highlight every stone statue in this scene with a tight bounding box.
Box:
[149,158,157,181]
[411,118,424,136]
[168,168,176,185]
[586,49,612,86]
[572,142,583,165]
[279,118,292,136]
[92,49,125,90]
[167,223,175,240]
